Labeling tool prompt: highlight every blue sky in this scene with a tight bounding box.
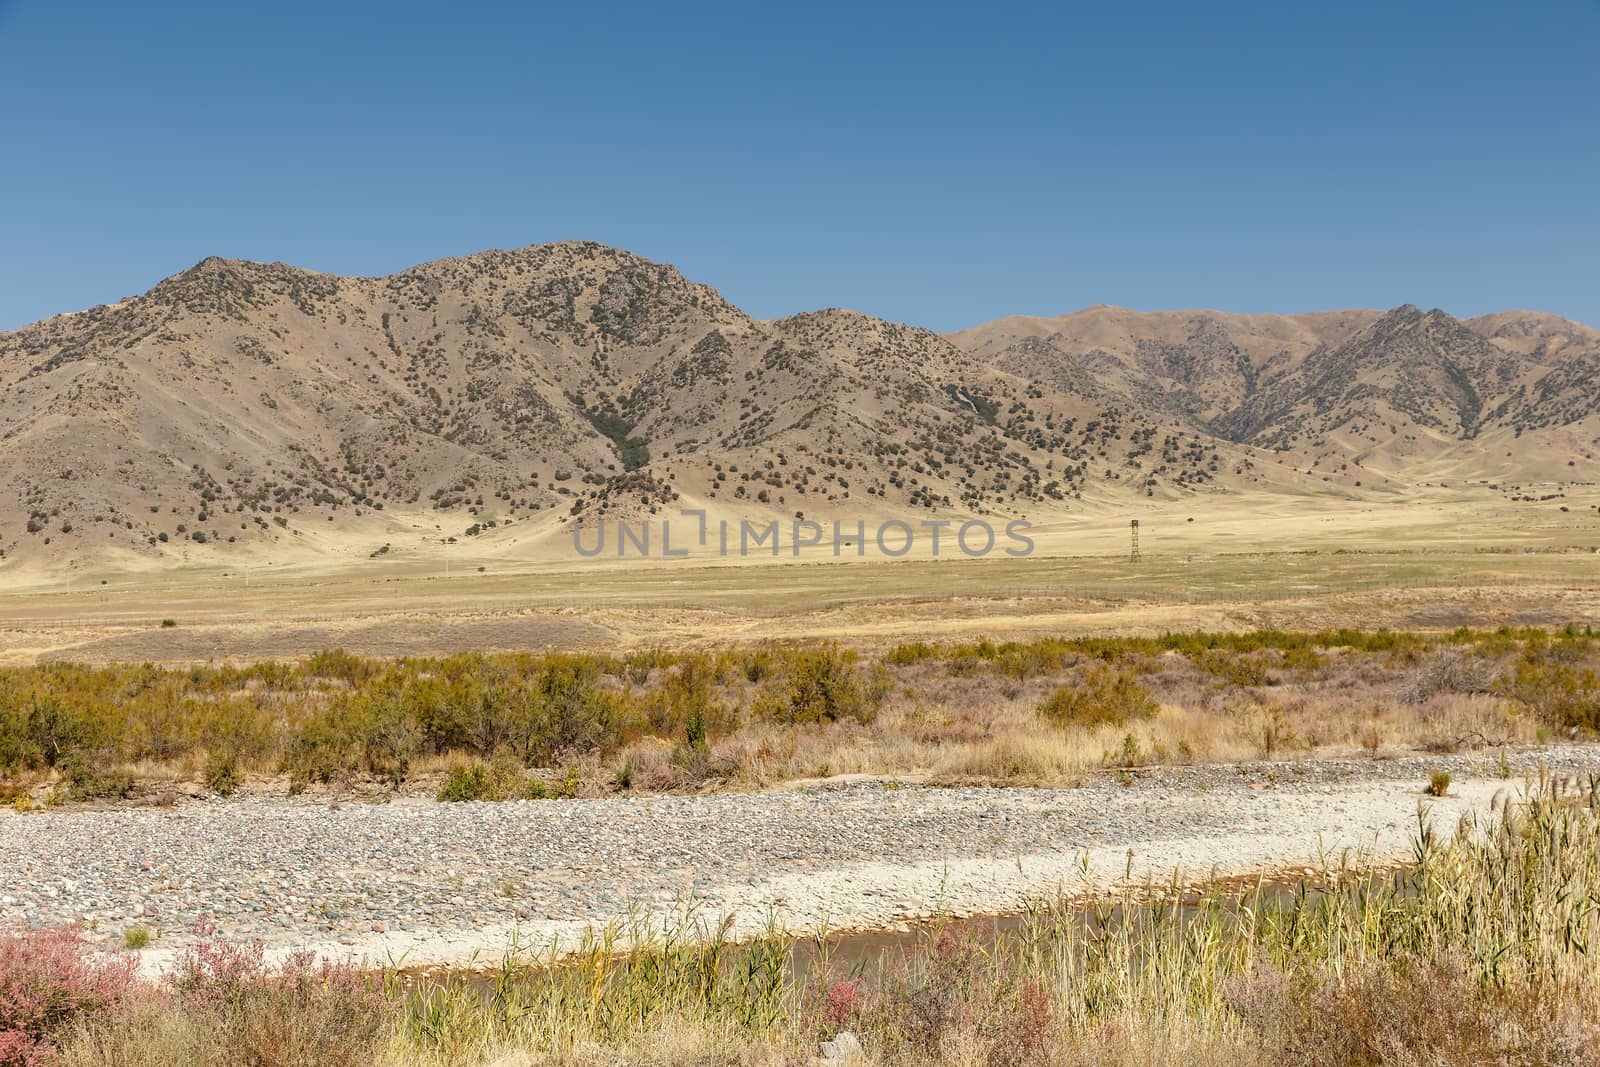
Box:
[1,0,1596,332]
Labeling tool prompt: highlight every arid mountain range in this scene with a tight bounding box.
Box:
[1,241,1597,566]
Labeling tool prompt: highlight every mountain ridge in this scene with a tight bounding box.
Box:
[1,241,1596,568]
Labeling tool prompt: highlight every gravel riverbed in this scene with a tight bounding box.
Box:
[6,744,1600,973]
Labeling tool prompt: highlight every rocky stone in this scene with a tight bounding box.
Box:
[819,1031,865,1063]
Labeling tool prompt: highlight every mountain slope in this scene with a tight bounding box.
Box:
[951,302,1600,479]
[1,244,1597,569]
[0,243,1167,566]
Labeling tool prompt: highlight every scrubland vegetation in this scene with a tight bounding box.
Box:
[3,775,1599,1064]
[1,627,1597,805]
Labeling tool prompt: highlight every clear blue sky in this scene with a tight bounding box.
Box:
[2,0,1596,333]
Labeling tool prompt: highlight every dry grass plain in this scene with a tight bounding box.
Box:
[2,487,1597,667]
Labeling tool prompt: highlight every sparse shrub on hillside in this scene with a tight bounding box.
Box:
[1038,664,1158,729]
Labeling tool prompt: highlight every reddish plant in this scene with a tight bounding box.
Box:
[164,938,386,1065]
[0,927,138,1067]
[169,939,376,1011]
[168,936,269,1010]
[989,977,1053,1067]
[821,977,864,1030]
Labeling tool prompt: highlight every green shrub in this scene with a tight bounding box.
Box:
[59,760,134,802]
[1039,664,1159,729]
[644,657,728,739]
[436,763,497,802]
[614,754,638,791]
[992,639,1072,680]
[1195,649,1270,688]
[770,645,881,725]
[204,751,240,797]
[302,648,379,686]
[1280,645,1327,673]
[884,642,937,667]
[685,708,708,753]
[1196,652,1267,694]
[739,649,776,683]
[525,657,617,763]
[0,628,1591,803]
[200,696,276,768]
[668,743,740,790]
[1105,732,1143,767]
[946,652,982,676]
[280,711,360,789]
[435,756,537,802]
[23,695,102,768]
[360,696,418,786]
[1498,653,1600,731]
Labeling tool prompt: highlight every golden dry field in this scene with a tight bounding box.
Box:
[4,486,1596,667]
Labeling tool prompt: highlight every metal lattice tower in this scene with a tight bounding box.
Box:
[1129,519,1141,562]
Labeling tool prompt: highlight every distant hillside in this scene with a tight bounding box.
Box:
[1,241,1596,567]
[949,303,1600,482]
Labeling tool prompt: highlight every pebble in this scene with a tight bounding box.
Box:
[2,744,1596,955]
